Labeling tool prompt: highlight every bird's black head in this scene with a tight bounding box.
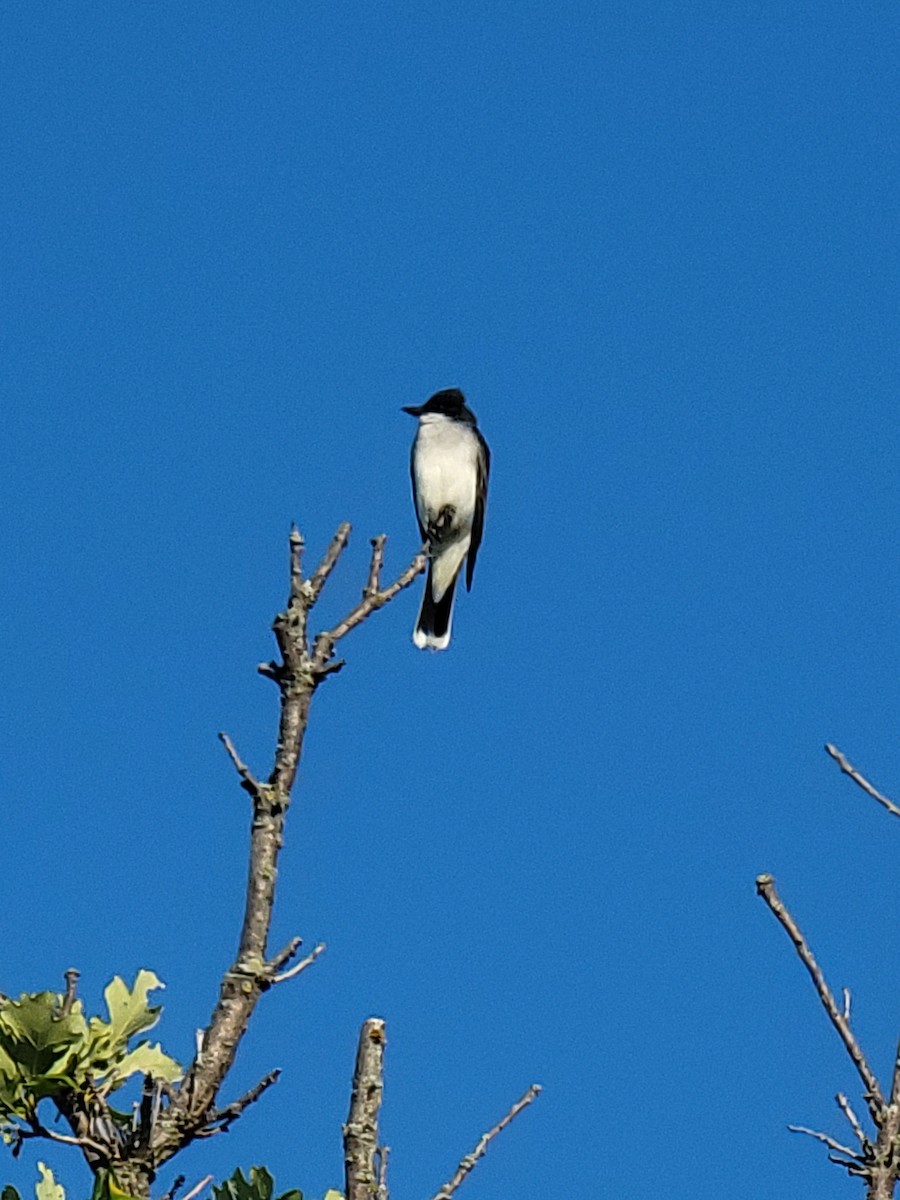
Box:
[402,388,476,424]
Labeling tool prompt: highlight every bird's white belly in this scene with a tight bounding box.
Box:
[414,416,478,529]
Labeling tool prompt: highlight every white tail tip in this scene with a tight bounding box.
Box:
[413,627,451,651]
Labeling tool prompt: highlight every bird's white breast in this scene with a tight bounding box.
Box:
[413,413,479,530]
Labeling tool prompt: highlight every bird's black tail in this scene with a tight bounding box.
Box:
[412,564,457,651]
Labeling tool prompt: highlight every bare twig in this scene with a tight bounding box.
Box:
[890,1033,900,1106]
[836,1092,869,1149]
[289,526,304,599]
[376,1145,390,1200]
[755,874,885,1113]
[365,536,387,598]
[431,1084,542,1200]
[344,1018,386,1200]
[313,549,427,668]
[60,968,80,1017]
[272,941,326,984]
[20,1119,109,1159]
[308,523,352,602]
[203,1069,281,1135]
[160,1174,186,1200]
[825,744,900,820]
[180,1175,213,1200]
[268,936,303,973]
[787,1124,862,1161]
[218,733,262,798]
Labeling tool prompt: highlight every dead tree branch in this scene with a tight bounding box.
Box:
[755,874,884,1113]
[86,524,425,1195]
[344,1019,386,1200]
[430,1084,542,1200]
[825,744,900,820]
[758,863,900,1197]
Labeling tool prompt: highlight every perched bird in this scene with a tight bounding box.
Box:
[403,388,490,650]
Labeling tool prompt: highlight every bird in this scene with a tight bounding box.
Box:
[402,388,490,650]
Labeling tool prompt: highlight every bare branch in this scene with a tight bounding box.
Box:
[376,1145,390,1200]
[180,1176,213,1200]
[20,1118,109,1160]
[160,1175,186,1200]
[272,941,326,984]
[344,1018,386,1200]
[203,1069,281,1135]
[307,523,352,602]
[836,1093,869,1150]
[756,874,885,1112]
[431,1084,542,1200]
[289,526,304,600]
[828,1154,869,1178]
[365,536,387,598]
[825,744,900,820]
[313,547,427,668]
[268,936,303,973]
[787,1124,862,1161]
[141,526,418,1172]
[218,733,262,798]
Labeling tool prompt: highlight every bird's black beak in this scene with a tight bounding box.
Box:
[402,404,423,417]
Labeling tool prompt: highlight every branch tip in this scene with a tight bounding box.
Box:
[430,1084,542,1200]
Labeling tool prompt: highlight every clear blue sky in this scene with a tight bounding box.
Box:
[2,3,899,1198]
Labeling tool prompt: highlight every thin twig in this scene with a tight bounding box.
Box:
[836,1093,869,1149]
[307,523,352,602]
[180,1175,213,1200]
[890,1033,900,1106]
[21,1120,109,1159]
[431,1084,542,1200]
[268,936,303,973]
[160,1174,186,1200]
[272,942,326,984]
[842,988,851,1022]
[205,1069,281,1133]
[365,536,387,598]
[313,549,427,668]
[344,1019,386,1200]
[218,733,262,797]
[289,526,304,600]
[376,1145,390,1200]
[756,874,885,1112]
[828,1154,869,1178]
[787,1124,862,1161]
[825,744,900,819]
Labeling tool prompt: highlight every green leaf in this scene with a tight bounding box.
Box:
[100,1042,182,1090]
[0,994,88,1080]
[323,1192,343,1200]
[35,1164,64,1200]
[2,1185,23,1200]
[88,972,166,1064]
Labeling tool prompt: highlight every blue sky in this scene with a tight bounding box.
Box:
[2,3,899,1198]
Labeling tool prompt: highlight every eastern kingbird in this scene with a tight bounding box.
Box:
[403,388,490,650]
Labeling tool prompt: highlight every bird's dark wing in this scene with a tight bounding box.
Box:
[410,439,426,542]
[466,431,490,591]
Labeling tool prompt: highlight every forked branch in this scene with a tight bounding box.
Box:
[118,524,424,1185]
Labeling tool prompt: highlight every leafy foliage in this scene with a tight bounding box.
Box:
[0,974,181,1143]
[212,1169,305,1200]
